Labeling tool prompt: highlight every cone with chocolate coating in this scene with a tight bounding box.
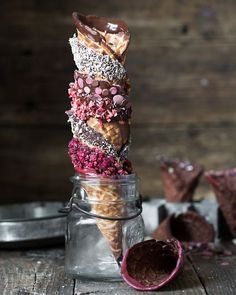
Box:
[205,168,236,238]
[87,117,130,152]
[72,12,130,63]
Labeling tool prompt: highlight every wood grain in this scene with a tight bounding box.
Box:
[188,253,236,295]
[1,0,236,201]
[0,246,235,294]
[74,258,206,295]
[0,248,74,295]
[2,124,236,202]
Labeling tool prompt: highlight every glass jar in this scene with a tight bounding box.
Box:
[64,173,144,281]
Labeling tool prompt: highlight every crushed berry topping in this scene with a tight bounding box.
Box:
[68,138,132,176]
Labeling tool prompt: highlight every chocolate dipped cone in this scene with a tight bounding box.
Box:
[152,211,214,243]
[205,169,236,238]
[87,117,130,152]
[72,12,130,63]
[160,157,204,202]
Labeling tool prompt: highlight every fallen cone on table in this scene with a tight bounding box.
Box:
[121,239,184,291]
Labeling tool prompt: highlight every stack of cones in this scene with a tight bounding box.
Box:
[67,13,133,260]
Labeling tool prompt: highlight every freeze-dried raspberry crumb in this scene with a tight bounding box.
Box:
[68,138,132,176]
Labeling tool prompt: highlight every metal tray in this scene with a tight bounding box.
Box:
[0,202,66,249]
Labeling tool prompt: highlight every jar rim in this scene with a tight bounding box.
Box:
[71,173,138,184]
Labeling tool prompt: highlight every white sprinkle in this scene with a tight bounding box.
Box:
[69,36,126,82]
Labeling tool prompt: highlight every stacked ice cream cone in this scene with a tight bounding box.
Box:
[67,13,133,260]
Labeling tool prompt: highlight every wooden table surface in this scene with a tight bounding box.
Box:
[0,244,235,295]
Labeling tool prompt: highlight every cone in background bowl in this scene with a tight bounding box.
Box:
[82,181,124,261]
[205,169,236,238]
[152,211,215,243]
[160,157,204,202]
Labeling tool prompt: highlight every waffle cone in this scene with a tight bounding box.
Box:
[73,13,130,64]
[97,30,130,63]
[87,118,130,151]
[83,182,124,260]
[77,30,116,59]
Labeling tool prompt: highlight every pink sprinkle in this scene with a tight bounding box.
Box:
[223,250,232,256]
[74,71,79,79]
[93,94,100,99]
[84,86,91,94]
[86,76,93,84]
[110,87,117,95]
[95,87,102,95]
[113,95,124,105]
[201,250,213,257]
[221,262,229,266]
[78,78,84,88]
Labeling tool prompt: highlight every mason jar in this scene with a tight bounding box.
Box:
[64,173,144,281]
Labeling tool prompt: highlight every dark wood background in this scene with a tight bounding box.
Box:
[1,0,236,203]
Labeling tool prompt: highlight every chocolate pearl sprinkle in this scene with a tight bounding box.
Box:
[110,87,117,95]
[102,89,109,97]
[78,78,84,88]
[84,86,91,94]
[113,94,124,105]
[86,76,93,85]
[95,87,102,95]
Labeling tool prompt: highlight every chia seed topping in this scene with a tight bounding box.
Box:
[69,36,126,82]
[67,114,130,160]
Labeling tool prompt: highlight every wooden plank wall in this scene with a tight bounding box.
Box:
[1,0,236,203]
